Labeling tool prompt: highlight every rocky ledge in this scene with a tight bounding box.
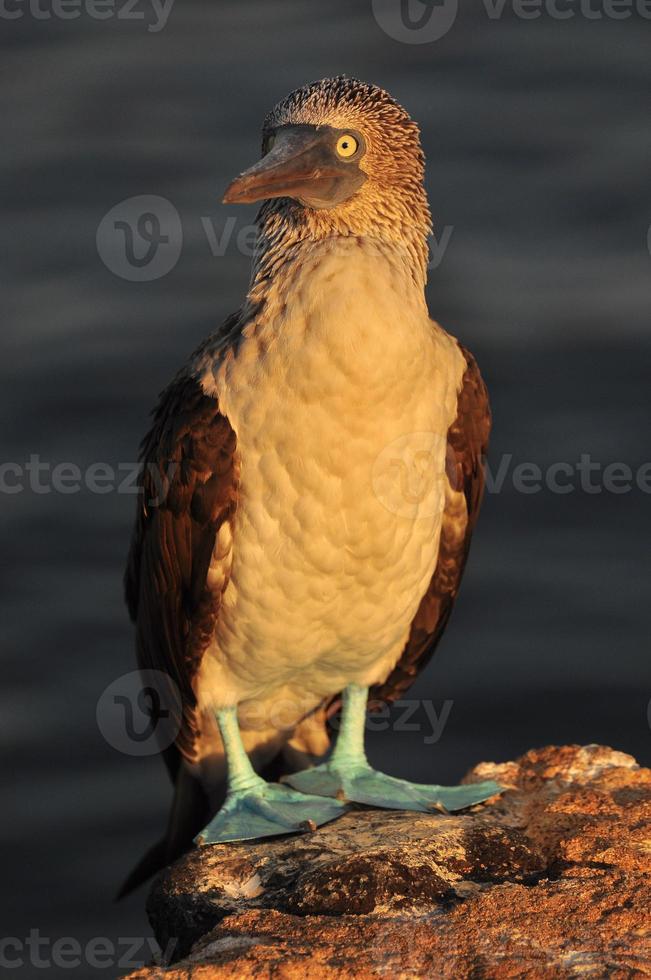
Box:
[127,745,651,979]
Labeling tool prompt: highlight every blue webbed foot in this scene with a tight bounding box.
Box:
[195,782,348,845]
[284,763,502,813]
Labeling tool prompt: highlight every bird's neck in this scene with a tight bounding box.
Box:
[244,198,431,311]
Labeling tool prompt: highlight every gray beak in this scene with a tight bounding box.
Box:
[223,126,366,209]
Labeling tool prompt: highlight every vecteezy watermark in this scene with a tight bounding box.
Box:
[96,676,452,754]
[372,0,651,44]
[204,217,454,273]
[429,225,454,270]
[204,215,454,272]
[97,669,182,756]
[251,696,454,745]
[97,195,455,281]
[0,0,174,30]
[372,439,651,517]
[0,931,177,971]
[484,453,651,496]
[0,456,175,501]
[362,697,453,745]
[373,431,449,519]
[372,0,460,43]
[96,195,183,281]
[3,452,651,500]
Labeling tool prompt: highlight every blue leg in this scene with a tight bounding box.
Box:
[284,684,502,812]
[195,707,348,845]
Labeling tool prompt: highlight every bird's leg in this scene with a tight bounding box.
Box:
[195,706,347,845]
[284,684,502,812]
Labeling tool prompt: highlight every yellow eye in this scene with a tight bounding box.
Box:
[263,133,275,154]
[336,134,358,158]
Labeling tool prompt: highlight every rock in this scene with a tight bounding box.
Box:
[126,745,651,978]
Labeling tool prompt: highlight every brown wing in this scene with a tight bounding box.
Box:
[124,372,238,763]
[371,342,491,705]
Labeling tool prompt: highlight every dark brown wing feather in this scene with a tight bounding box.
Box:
[124,372,238,763]
[371,342,491,705]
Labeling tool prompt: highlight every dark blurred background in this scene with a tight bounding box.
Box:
[1,0,649,975]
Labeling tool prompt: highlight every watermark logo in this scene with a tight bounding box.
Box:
[0,0,175,31]
[0,931,177,971]
[373,431,448,519]
[365,697,453,744]
[96,669,181,756]
[373,0,651,43]
[0,456,176,502]
[96,195,182,281]
[429,225,454,271]
[97,196,456,280]
[243,696,454,745]
[2,452,651,500]
[372,0,459,43]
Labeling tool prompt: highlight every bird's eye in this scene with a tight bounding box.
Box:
[263,133,276,155]
[336,134,359,159]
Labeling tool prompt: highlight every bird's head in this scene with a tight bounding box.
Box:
[223,77,432,271]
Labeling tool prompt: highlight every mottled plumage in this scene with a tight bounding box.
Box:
[373,345,490,706]
[121,76,493,891]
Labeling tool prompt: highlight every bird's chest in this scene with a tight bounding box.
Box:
[201,243,465,697]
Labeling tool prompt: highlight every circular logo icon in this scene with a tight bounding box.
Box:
[96,669,182,756]
[96,195,182,281]
[372,430,448,519]
[372,0,458,44]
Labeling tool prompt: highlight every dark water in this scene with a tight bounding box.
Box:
[1,1,650,975]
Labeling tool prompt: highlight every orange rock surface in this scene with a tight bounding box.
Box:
[127,745,651,978]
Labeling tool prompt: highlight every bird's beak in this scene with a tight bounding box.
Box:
[222,126,366,209]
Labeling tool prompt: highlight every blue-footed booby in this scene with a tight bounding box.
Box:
[122,76,500,889]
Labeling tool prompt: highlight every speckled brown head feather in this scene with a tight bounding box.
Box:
[248,76,432,298]
[263,75,429,226]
